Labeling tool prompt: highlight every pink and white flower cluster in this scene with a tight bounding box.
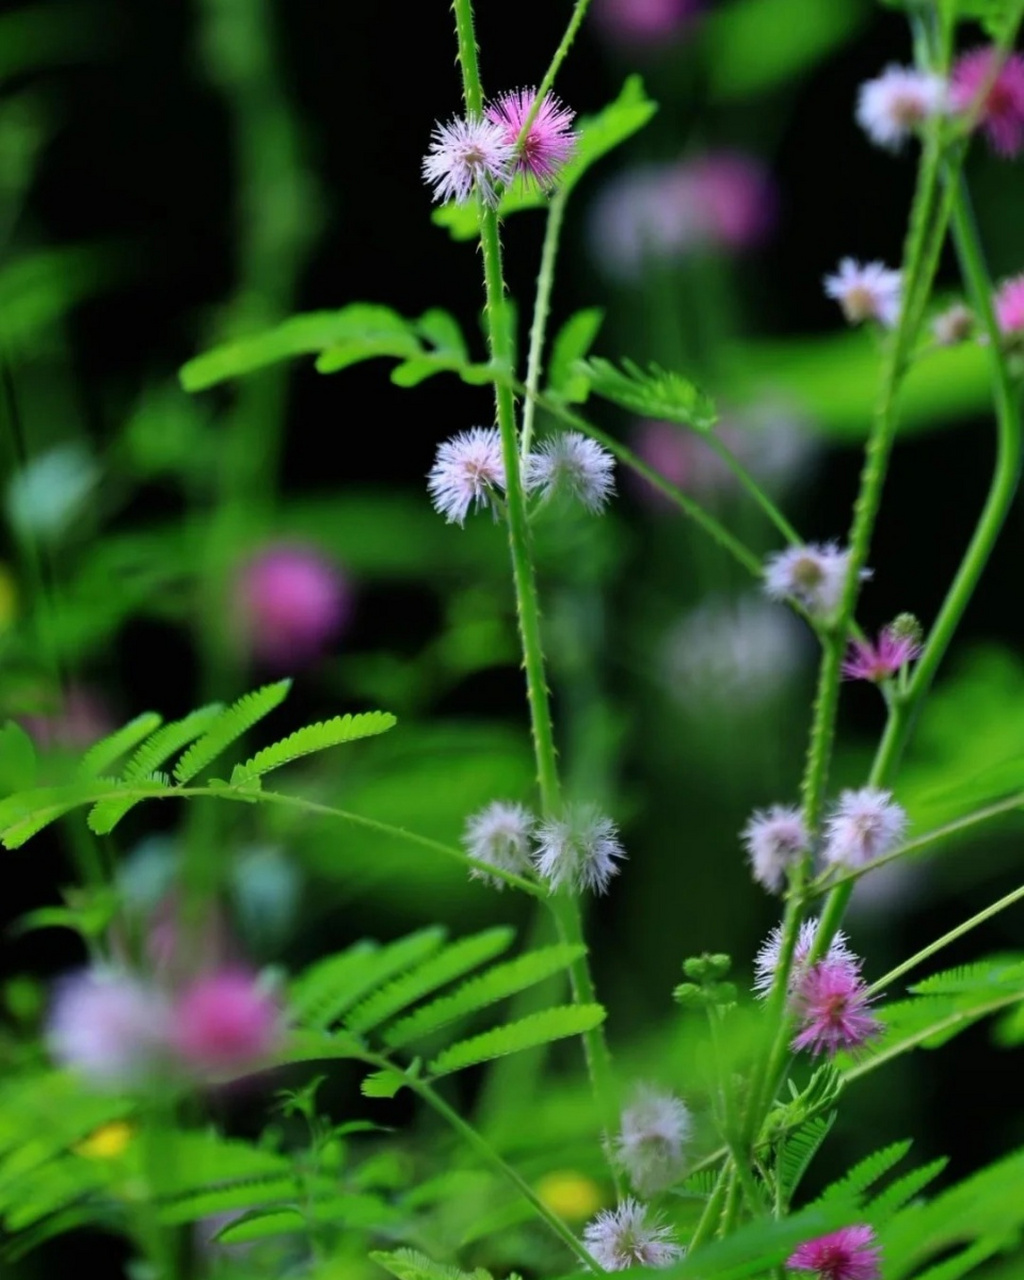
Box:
[49,965,283,1088]
[463,799,626,895]
[428,428,616,524]
[423,88,577,207]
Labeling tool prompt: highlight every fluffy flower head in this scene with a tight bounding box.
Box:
[951,46,1024,158]
[486,88,577,188]
[613,1084,692,1194]
[753,917,853,998]
[932,302,973,346]
[842,625,922,682]
[48,969,172,1086]
[791,956,881,1058]
[172,970,282,1076]
[233,545,351,668]
[763,542,864,619]
[582,1198,683,1271]
[525,432,616,512]
[824,259,903,328]
[427,428,506,525]
[741,804,810,893]
[788,1224,882,1280]
[856,66,947,150]
[823,787,907,869]
[422,115,514,206]
[995,274,1024,336]
[463,800,535,888]
[532,805,626,895]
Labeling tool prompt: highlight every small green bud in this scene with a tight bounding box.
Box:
[673,982,705,1007]
[888,613,923,648]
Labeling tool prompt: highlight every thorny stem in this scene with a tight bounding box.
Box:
[516,0,595,146]
[451,0,620,1165]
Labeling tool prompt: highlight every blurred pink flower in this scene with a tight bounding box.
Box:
[790,956,880,1058]
[48,969,171,1086]
[172,970,283,1076]
[995,273,1024,335]
[21,686,114,752]
[951,46,1024,158]
[233,544,352,668]
[592,0,701,47]
[788,1224,881,1280]
[842,625,922,682]
[590,151,777,279]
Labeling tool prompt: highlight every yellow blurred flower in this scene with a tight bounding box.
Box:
[74,1120,134,1160]
[535,1169,604,1222]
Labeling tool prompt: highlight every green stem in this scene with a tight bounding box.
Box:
[526,390,766,577]
[452,0,618,1156]
[813,792,1024,893]
[689,1165,729,1251]
[531,0,594,124]
[409,1075,604,1272]
[867,880,1024,996]
[521,188,568,459]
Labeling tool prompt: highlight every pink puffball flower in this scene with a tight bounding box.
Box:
[753,917,854,998]
[422,115,515,207]
[427,427,506,525]
[592,0,701,47]
[842,625,922,682]
[788,1224,882,1280]
[48,969,172,1087]
[683,151,778,250]
[741,804,810,894]
[951,46,1024,158]
[582,1198,684,1271]
[995,274,1024,336]
[763,542,865,620]
[532,806,626,895]
[172,970,282,1077]
[525,432,616,512]
[613,1085,692,1195]
[824,258,903,328]
[790,955,881,1058]
[856,66,947,150]
[822,787,908,870]
[485,88,578,189]
[234,545,351,669]
[463,800,535,888]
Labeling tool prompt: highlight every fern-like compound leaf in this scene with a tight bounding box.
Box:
[0,780,118,849]
[575,356,716,430]
[382,943,587,1049]
[173,680,291,784]
[79,712,163,778]
[778,1112,837,1201]
[345,927,513,1035]
[229,710,397,784]
[428,1003,605,1077]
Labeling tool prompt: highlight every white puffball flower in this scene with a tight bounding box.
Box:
[613,1084,692,1194]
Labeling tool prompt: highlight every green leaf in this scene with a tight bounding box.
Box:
[703,0,867,101]
[179,306,418,390]
[79,712,164,778]
[382,943,586,1049]
[547,308,604,400]
[173,680,291,784]
[574,356,716,430]
[86,776,177,836]
[229,711,397,785]
[428,1003,605,1076]
[291,928,448,1030]
[345,927,514,1034]
[867,1157,948,1224]
[817,1141,913,1205]
[0,780,117,849]
[370,1248,497,1280]
[361,1068,408,1099]
[432,76,657,242]
[779,1113,837,1200]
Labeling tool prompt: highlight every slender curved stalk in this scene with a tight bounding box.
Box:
[521,188,569,459]
[867,881,1024,996]
[406,1074,604,1272]
[413,1078,603,1271]
[812,793,1024,893]
[519,0,594,140]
